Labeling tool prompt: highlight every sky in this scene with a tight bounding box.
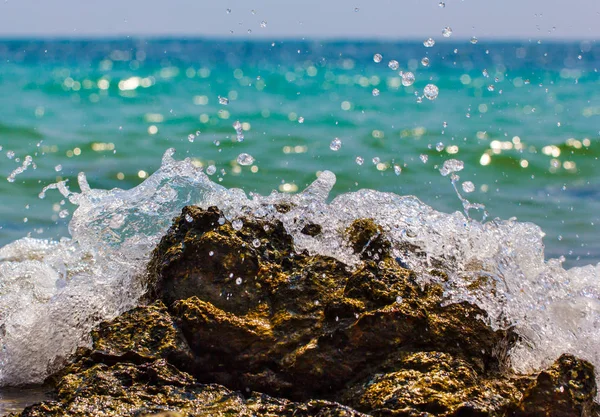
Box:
[0,0,598,40]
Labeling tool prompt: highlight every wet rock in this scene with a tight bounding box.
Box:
[11,206,598,416]
[344,351,522,416]
[345,218,390,260]
[510,354,597,417]
[16,360,367,417]
[147,207,515,400]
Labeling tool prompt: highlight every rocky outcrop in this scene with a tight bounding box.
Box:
[11,206,598,417]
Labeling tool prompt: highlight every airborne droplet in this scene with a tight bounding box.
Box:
[206,165,217,175]
[329,138,342,151]
[401,72,415,86]
[423,38,435,48]
[423,84,439,100]
[237,153,255,166]
[462,181,475,193]
[440,159,465,176]
[442,26,453,37]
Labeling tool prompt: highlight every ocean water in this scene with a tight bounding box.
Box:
[0,39,600,403]
[0,39,598,267]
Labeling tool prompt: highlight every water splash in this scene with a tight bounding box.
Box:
[0,149,599,397]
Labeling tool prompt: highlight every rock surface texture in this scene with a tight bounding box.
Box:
[11,206,599,417]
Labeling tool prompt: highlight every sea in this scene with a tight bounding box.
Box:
[0,39,598,267]
[0,39,599,412]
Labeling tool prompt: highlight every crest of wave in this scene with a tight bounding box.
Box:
[1,149,599,394]
[0,149,225,385]
[203,162,600,392]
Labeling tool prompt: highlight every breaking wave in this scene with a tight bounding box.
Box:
[0,149,599,397]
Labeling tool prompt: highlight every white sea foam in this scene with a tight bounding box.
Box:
[0,149,599,395]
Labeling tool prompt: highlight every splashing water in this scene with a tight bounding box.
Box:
[0,149,599,398]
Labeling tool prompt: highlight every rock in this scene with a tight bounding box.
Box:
[148,207,515,400]
[17,359,367,417]
[511,354,597,417]
[343,351,522,416]
[10,206,598,416]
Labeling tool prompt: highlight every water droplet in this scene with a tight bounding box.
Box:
[438,1,445,7]
[372,88,380,96]
[423,84,439,100]
[396,295,403,303]
[232,219,243,231]
[388,60,399,70]
[226,8,231,13]
[185,214,193,222]
[442,26,453,37]
[209,251,214,256]
[394,165,402,175]
[557,235,563,241]
[298,116,305,123]
[373,53,382,63]
[372,157,381,165]
[6,151,15,159]
[355,156,364,165]
[420,154,429,163]
[482,69,489,78]
[260,20,267,28]
[421,57,430,67]
[236,277,243,285]
[237,153,255,165]
[206,165,217,175]
[58,209,69,219]
[423,38,435,47]
[218,96,229,105]
[470,36,478,44]
[188,134,195,143]
[462,181,475,193]
[487,84,495,92]
[436,142,445,151]
[252,238,261,248]
[443,121,448,128]
[329,138,342,151]
[54,164,62,172]
[233,120,244,142]
[440,159,464,176]
[401,72,415,86]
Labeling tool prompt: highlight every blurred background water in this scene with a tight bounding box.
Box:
[0,39,598,267]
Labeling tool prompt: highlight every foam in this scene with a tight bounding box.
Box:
[0,149,599,395]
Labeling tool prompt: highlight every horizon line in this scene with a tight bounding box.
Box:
[0,35,597,43]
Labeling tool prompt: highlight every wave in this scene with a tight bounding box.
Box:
[0,149,599,396]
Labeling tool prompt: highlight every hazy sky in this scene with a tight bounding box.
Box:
[0,0,598,39]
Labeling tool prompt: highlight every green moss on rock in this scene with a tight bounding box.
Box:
[12,206,598,417]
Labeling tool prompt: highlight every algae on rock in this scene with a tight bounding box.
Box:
[11,206,598,417]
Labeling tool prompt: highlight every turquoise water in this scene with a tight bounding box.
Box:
[0,39,598,267]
